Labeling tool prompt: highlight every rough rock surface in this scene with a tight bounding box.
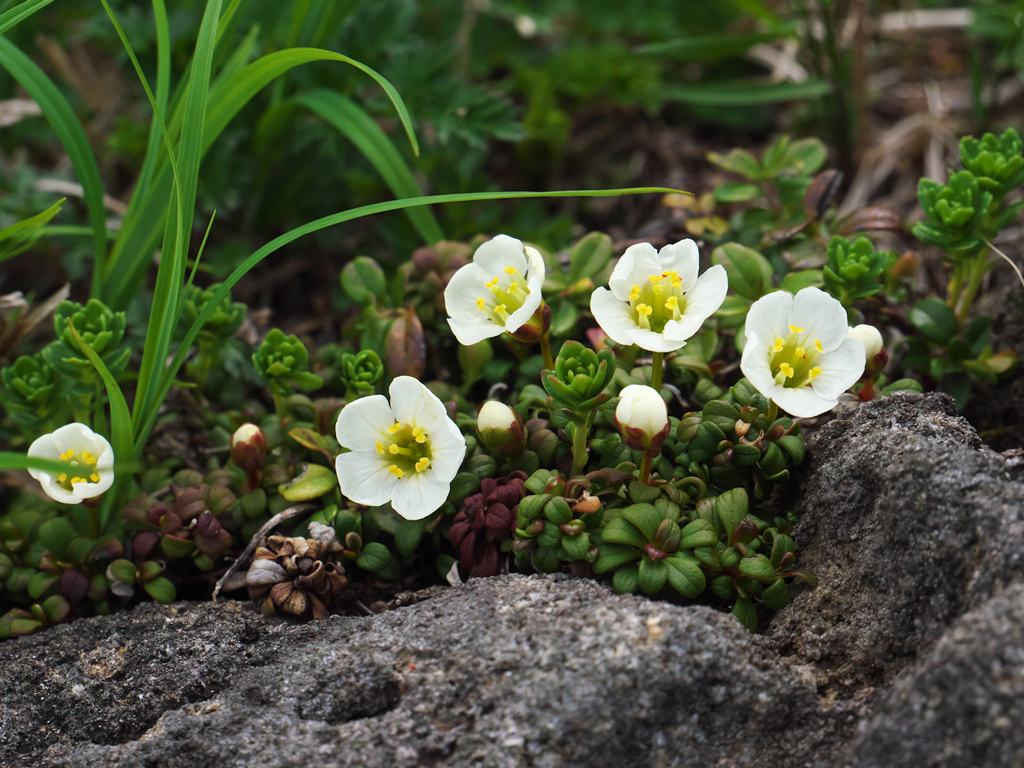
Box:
[0,392,1022,768]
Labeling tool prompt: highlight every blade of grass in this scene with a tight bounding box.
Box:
[0,36,108,297]
[106,47,424,308]
[0,453,80,475]
[660,79,832,106]
[0,0,55,34]
[175,212,217,321]
[297,89,444,244]
[636,23,798,62]
[137,186,682,450]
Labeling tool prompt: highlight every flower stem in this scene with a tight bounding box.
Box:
[540,333,555,371]
[955,250,989,325]
[639,454,652,484]
[570,414,593,477]
[767,399,779,424]
[651,351,664,392]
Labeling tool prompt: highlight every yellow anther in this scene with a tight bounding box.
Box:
[779,363,794,379]
[663,270,677,277]
[89,473,100,483]
[388,422,403,433]
[814,339,823,352]
[504,266,518,274]
[665,296,679,311]
[636,304,653,317]
[60,449,74,461]
[376,441,385,455]
[494,304,509,321]
[388,465,404,478]
[415,457,430,472]
[808,366,822,380]
[485,277,499,288]
[795,347,805,358]
[671,276,682,288]
[652,283,663,295]
[389,444,400,455]
[509,281,518,291]
[628,285,640,301]
[773,337,785,352]
[789,324,804,333]
[70,477,84,484]
[412,428,426,443]
[477,298,485,310]
[648,274,666,283]
[58,473,67,482]
[83,451,96,465]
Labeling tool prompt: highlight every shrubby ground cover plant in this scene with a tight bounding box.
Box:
[0,0,1021,640]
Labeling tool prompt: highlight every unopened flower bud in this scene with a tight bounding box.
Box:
[614,385,670,457]
[476,401,528,458]
[847,324,888,372]
[231,423,267,490]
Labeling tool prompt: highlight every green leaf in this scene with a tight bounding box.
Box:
[761,579,791,609]
[143,576,176,603]
[340,256,387,303]
[679,519,719,549]
[713,488,748,541]
[612,563,639,594]
[712,243,774,300]
[732,596,758,632]
[561,531,591,561]
[707,148,762,180]
[661,79,831,107]
[714,182,761,203]
[779,269,823,294]
[636,23,796,62]
[160,535,196,558]
[395,518,427,559]
[0,37,106,294]
[665,554,706,598]
[770,534,795,568]
[638,558,668,594]
[621,503,661,542]
[356,541,392,572]
[0,0,57,35]
[297,90,443,245]
[279,463,337,501]
[0,198,64,263]
[739,554,777,583]
[27,571,58,600]
[776,435,805,465]
[41,594,71,623]
[600,518,647,549]
[38,518,76,557]
[594,543,641,574]
[910,297,959,346]
[108,559,137,584]
[569,231,613,283]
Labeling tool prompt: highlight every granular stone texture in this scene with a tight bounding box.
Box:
[1,393,1023,767]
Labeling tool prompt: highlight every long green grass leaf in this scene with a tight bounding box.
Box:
[636,23,798,62]
[0,0,55,35]
[297,89,444,244]
[136,186,681,449]
[660,79,832,106]
[0,453,75,475]
[0,37,107,296]
[106,47,423,308]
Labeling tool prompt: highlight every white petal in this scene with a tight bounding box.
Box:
[335,452,398,507]
[335,394,395,451]
[473,234,528,276]
[35,475,80,505]
[504,290,543,333]
[448,316,505,346]
[590,288,638,346]
[740,339,777,399]
[658,239,700,291]
[790,287,850,352]
[390,376,450,431]
[625,326,687,353]
[27,431,62,461]
[772,386,838,419]
[665,264,728,341]
[811,338,867,399]
[609,243,660,301]
[444,261,494,320]
[524,245,546,282]
[72,472,113,500]
[428,414,467,481]
[390,473,451,519]
[745,290,793,348]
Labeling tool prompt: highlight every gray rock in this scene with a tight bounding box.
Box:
[1,392,1023,767]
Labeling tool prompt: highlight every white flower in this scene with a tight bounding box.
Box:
[615,384,669,455]
[590,239,727,353]
[28,423,115,504]
[847,324,884,362]
[335,376,467,520]
[740,287,865,418]
[444,234,546,346]
[477,401,517,432]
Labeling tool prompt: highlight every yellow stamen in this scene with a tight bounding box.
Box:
[477,298,485,310]
[388,422,403,433]
[388,465,404,478]
[70,477,84,484]
[509,281,518,292]
[89,473,100,483]
[376,441,385,455]
[504,266,518,275]
[808,366,822,380]
[415,457,430,472]
[779,363,794,379]
[389,444,400,455]
[663,270,677,277]
[494,304,509,321]
[671,276,682,288]
[485,277,499,288]
[648,274,666,283]
[795,347,805,358]
[636,304,652,317]
[665,296,679,311]
[58,473,67,482]
[814,339,823,352]
[412,428,426,443]
[652,283,663,295]
[789,324,804,333]
[83,451,96,465]
[628,285,640,301]
[60,449,74,461]
[773,337,785,352]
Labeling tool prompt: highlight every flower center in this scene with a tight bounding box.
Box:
[376,422,432,479]
[476,266,531,323]
[769,327,824,389]
[54,448,101,490]
[626,272,688,333]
